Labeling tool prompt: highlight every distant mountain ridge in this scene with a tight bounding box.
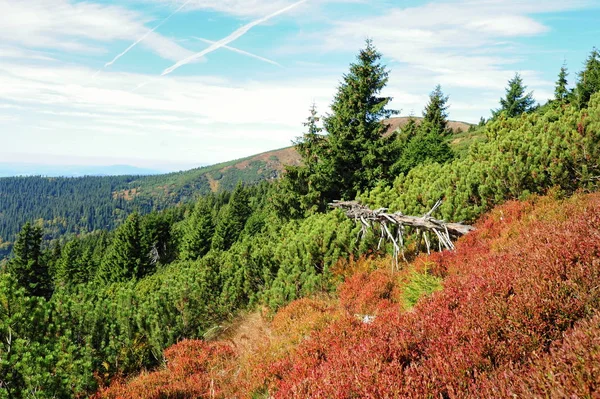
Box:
[0,163,165,178]
[0,117,472,258]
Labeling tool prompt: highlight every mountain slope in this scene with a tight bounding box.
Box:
[97,192,600,398]
[0,117,473,257]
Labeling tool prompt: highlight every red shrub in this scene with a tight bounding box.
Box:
[337,269,400,315]
[268,193,600,398]
[96,340,235,399]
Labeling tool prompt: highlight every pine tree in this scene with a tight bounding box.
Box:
[494,73,536,118]
[575,48,600,108]
[321,39,398,200]
[180,197,215,261]
[98,213,146,283]
[554,63,569,103]
[422,85,450,135]
[7,222,51,298]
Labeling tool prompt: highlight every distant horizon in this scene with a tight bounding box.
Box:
[0,115,474,176]
[0,160,208,178]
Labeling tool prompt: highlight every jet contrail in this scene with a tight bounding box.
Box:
[104,0,191,69]
[161,0,307,76]
[192,37,283,67]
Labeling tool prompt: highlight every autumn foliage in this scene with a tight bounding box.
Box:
[98,192,600,398]
[95,340,235,399]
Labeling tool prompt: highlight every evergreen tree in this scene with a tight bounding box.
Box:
[142,211,176,267]
[295,103,326,163]
[575,48,600,108]
[422,85,450,135]
[180,197,215,261]
[494,73,536,118]
[212,183,251,251]
[98,213,147,283]
[554,63,569,103]
[7,222,51,298]
[55,240,87,286]
[275,104,330,217]
[392,127,454,176]
[322,39,398,200]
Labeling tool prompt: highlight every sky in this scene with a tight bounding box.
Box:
[1,0,599,172]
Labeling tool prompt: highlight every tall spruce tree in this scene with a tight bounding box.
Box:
[494,73,536,118]
[422,85,450,134]
[554,63,569,103]
[180,197,215,261]
[212,182,251,251]
[98,212,147,283]
[275,104,330,217]
[55,240,86,286]
[7,222,51,298]
[321,39,398,200]
[575,48,600,108]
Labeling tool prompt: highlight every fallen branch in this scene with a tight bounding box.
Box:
[330,200,475,267]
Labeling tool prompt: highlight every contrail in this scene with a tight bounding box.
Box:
[161,0,306,76]
[192,37,283,67]
[103,0,191,69]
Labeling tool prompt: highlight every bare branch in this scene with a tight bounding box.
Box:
[330,200,475,262]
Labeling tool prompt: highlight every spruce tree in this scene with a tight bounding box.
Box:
[7,222,51,298]
[554,63,569,103]
[575,48,600,108]
[98,213,146,283]
[212,182,251,251]
[321,39,398,200]
[275,104,329,217]
[55,240,85,286]
[422,85,450,134]
[494,73,536,118]
[180,197,215,261]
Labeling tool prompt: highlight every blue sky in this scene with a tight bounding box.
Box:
[0,0,599,171]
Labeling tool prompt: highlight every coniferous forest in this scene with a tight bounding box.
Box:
[1,41,600,398]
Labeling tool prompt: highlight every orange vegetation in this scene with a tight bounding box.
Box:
[98,192,600,398]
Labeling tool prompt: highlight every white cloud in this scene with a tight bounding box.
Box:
[0,0,194,61]
[0,61,337,164]
[281,0,596,121]
[152,0,307,18]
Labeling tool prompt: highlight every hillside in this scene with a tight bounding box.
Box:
[1,38,599,397]
[0,117,473,257]
[97,192,600,398]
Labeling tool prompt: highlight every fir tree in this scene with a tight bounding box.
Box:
[494,73,536,118]
[554,63,569,103]
[7,222,51,298]
[575,48,600,108]
[422,85,450,135]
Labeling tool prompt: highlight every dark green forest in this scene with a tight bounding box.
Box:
[1,41,599,398]
[0,155,286,259]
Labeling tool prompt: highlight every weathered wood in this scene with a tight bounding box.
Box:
[330,200,475,237]
[330,200,475,264]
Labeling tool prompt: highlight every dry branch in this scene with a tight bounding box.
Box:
[330,200,475,267]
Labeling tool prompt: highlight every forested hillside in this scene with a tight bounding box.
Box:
[1,41,599,398]
[0,150,296,259]
[0,117,470,260]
